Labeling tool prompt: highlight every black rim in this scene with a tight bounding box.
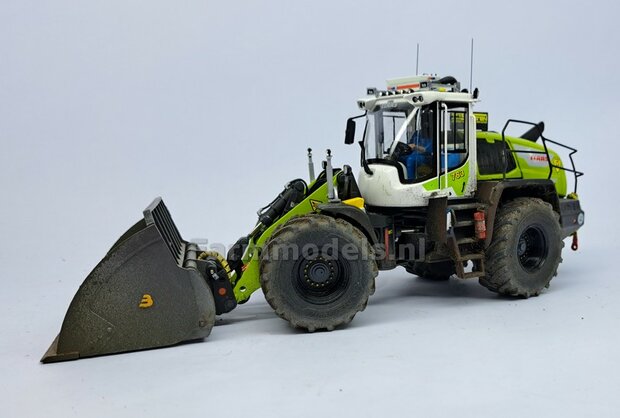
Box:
[517,225,548,272]
[293,249,350,305]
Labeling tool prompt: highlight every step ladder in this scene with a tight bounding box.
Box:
[446,202,487,279]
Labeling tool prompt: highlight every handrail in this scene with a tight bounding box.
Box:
[501,119,584,194]
[442,103,449,189]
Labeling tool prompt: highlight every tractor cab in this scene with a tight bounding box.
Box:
[348,75,478,208]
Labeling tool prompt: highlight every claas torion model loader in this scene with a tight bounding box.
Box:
[42,74,584,363]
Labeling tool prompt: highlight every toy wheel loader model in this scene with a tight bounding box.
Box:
[43,75,584,363]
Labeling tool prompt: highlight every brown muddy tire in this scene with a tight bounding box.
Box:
[405,261,455,281]
[260,214,377,332]
[480,197,563,298]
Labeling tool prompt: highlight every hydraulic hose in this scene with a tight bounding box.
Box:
[258,179,307,228]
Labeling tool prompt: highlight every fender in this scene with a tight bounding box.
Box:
[317,202,378,245]
[476,179,561,247]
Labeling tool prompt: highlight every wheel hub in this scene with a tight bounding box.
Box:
[517,225,548,272]
[306,259,332,284]
[294,252,349,304]
[303,256,335,287]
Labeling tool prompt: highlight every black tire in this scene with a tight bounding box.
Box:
[405,261,454,280]
[480,197,563,298]
[260,214,377,332]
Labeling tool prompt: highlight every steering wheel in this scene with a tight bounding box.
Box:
[392,142,413,160]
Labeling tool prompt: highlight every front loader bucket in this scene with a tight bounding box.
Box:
[42,198,216,363]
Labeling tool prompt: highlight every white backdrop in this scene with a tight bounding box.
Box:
[1,1,618,417]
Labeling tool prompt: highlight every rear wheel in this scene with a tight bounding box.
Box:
[260,214,377,332]
[405,261,454,280]
[480,198,563,298]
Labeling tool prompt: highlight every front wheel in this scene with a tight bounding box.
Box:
[260,214,377,332]
[480,198,563,298]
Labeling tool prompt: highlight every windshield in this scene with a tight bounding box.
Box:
[363,109,414,160]
[363,105,438,182]
[362,102,468,182]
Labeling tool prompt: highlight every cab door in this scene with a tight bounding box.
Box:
[436,103,474,198]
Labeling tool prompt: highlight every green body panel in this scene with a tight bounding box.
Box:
[421,160,471,195]
[417,131,567,197]
[475,131,567,196]
[231,179,333,303]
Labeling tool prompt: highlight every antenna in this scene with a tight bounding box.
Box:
[469,38,474,92]
[416,43,420,75]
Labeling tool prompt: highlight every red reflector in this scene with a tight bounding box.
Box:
[474,210,486,240]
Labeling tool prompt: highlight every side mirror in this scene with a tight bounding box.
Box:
[344,118,356,144]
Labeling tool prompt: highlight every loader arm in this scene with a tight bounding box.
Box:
[231,177,336,303]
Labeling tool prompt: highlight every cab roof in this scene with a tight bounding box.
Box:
[358,74,477,112]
